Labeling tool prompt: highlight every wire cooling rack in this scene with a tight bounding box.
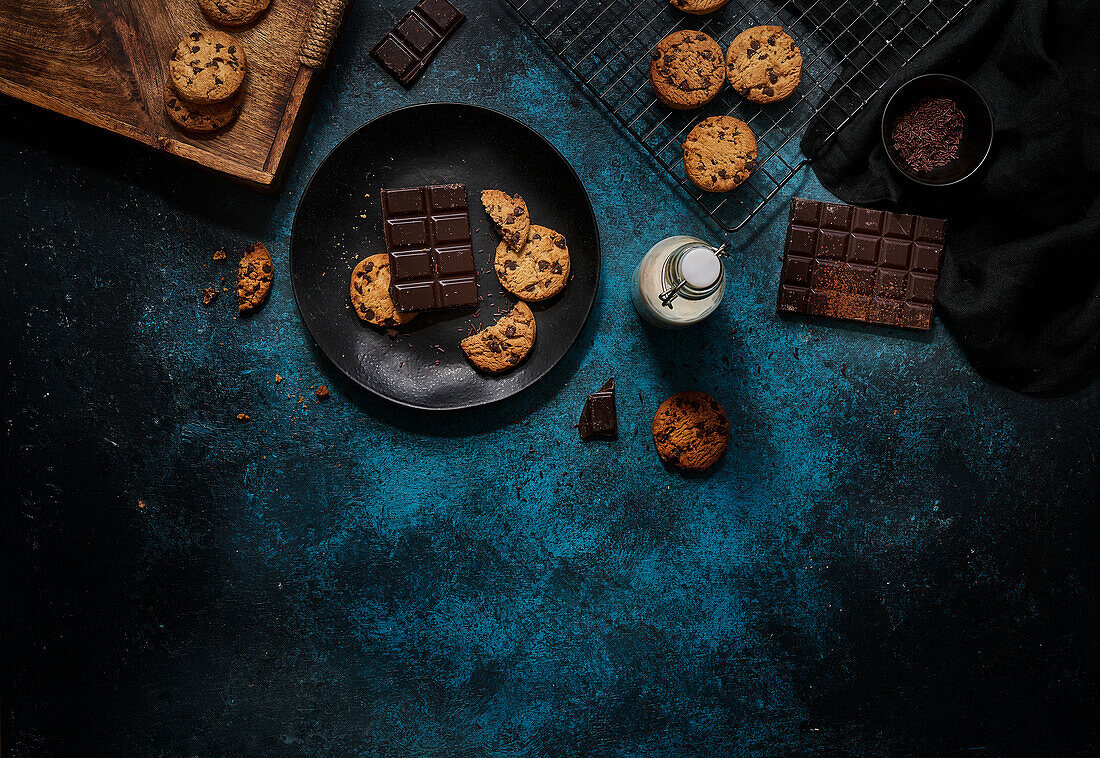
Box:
[505,0,974,232]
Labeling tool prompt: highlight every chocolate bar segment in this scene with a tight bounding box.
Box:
[578,379,617,440]
[777,198,946,330]
[381,183,478,312]
[370,0,465,88]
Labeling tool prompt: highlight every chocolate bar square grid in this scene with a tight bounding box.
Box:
[777,198,947,330]
[382,183,478,312]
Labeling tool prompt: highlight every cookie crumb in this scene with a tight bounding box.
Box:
[237,413,250,421]
[202,287,218,305]
[237,242,273,313]
[315,385,329,399]
[138,499,146,509]
[213,248,226,260]
[275,374,283,383]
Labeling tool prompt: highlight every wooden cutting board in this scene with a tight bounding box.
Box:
[0,0,351,191]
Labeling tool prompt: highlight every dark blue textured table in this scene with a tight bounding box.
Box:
[2,2,1097,756]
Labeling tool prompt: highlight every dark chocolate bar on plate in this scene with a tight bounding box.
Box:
[777,198,947,330]
[381,183,478,312]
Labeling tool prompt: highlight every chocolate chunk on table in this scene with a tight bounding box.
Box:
[777,198,947,331]
[370,0,465,88]
[381,183,478,312]
[578,379,617,440]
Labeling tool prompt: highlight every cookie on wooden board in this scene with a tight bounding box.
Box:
[460,302,536,374]
[199,0,271,27]
[726,25,802,104]
[682,115,757,192]
[164,82,241,133]
[494,225,570,302]
[170,31,247,105]
[649,30,726,110]
[652,391,729,471]
[481,189,531,251]
[349,254,416,327]
[237,242,273,313]
[669,0,731,14]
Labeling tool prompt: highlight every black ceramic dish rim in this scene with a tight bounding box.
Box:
[880,73,994,188]
[288,101,602,412]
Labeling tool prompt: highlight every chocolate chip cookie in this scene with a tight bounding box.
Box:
[170,31,246,105]
[460,302,536,374]
[349,254,416,327]
[237,242,273,313]
[652,391,729,471]
[726,26,802,104]
[649,30,726,110]
[199,0,271,27]
[164,82,241,133]
[494,225,570,302]
[481,189,530,251]
[682,115,757,192]
[669,0,731,14]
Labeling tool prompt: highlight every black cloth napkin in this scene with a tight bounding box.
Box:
[799,0,1100,394]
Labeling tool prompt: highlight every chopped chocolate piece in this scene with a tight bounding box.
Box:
[370,0,465,88]
[381,183,478,311]
[578,379,617,440]
[777,198,946,331]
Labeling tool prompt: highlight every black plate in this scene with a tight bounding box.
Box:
[290,103,601,411]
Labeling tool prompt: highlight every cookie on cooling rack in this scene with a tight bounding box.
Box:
[669,0,731,15]
[650,30,726,109]
[726,25,803,104]
[682,115,757,192]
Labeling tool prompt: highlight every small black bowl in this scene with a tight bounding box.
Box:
[881,73,993,187]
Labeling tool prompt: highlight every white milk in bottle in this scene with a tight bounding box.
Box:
[630,236,726,328]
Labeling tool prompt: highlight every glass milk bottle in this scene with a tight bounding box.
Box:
[630,236,727,328]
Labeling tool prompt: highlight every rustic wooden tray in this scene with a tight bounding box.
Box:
[0,0,350,191]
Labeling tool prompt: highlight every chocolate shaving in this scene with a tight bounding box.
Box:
[890,96,966,174]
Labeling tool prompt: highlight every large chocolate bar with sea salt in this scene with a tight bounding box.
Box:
[381,183,478,312]
[777,197,947,330]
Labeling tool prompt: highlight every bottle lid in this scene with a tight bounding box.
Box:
[681,246,721,289]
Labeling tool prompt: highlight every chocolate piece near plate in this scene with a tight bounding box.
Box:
[371,0,465,88]
[381,183,478,312]
[777,197,946,330]
[578,379,617,440]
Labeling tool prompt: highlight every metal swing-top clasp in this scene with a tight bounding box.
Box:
[659,242,729,308]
